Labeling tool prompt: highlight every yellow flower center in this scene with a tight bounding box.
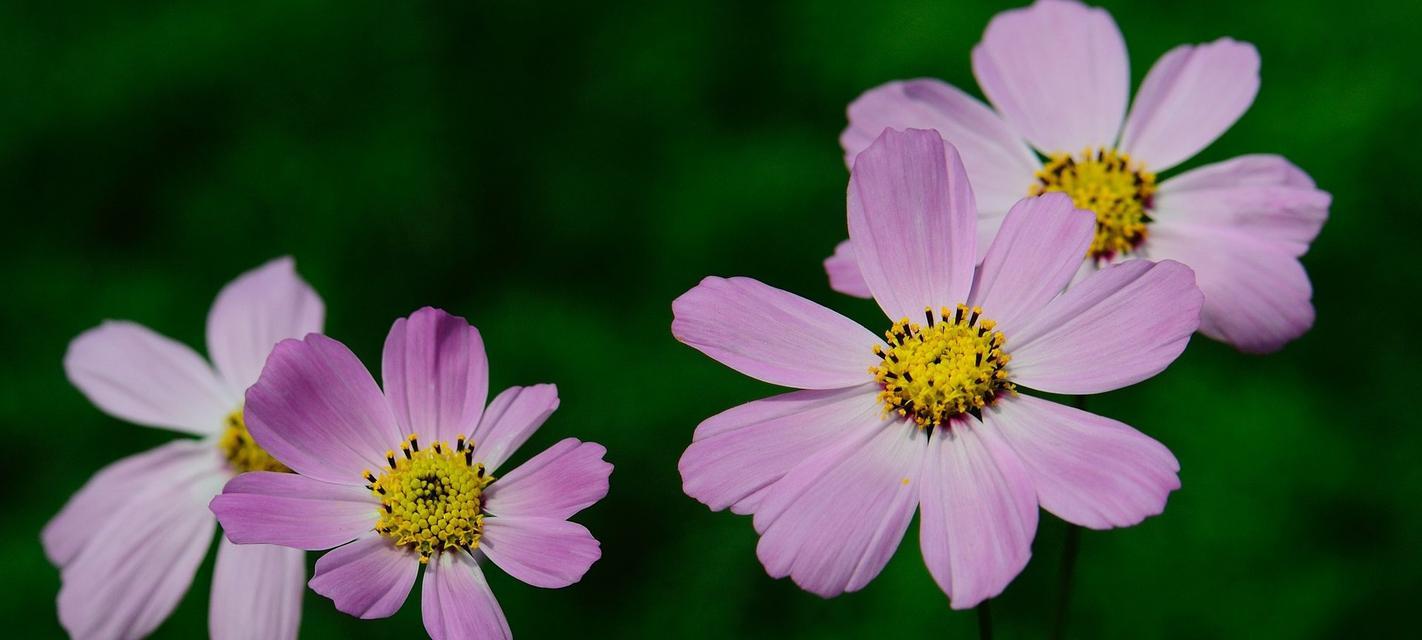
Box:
[219,409,290,473]
[368,434,491,564]
[870,305,1015,429]
[1029,147,1157,261]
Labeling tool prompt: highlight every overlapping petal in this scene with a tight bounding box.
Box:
[1119,39,1260,172]
[919,417,1038,609]
[211,471,378,550]
[973,0,1129,153]
[848,129,978,321]
[1009,259,1203,394]
[382,307,489,445]
[469,384,560,472]
[206,256,325,394]
[310,534,418,619]
[245,334,403,484]
[64,321,234,435]
[753,419,925,597]
[672,276,882,389]
[823,240,873,299]
[679,384,880,514]
[1154,154,1330,257]
[968,193,1095,334]
[985,394,1179,529]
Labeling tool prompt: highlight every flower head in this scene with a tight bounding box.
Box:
[210,306,612,640]
[675,129,1201,606]
[832,0,1330,353]
[44,257,322,640]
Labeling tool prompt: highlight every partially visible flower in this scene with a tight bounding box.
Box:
[676,129,1199,607]
[210,306,611,640]
[832,0,1330,353]
[44,257,322,639]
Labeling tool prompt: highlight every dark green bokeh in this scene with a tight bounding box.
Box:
[3,0,1418,637]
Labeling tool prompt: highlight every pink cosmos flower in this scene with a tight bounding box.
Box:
[44,257,322,639]
[830,0,1330,353]
[210,306,611,640]
[674,129,1202,607]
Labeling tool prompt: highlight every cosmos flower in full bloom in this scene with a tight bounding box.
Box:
[44,257,322,639]
[211,306,611,640]
[830,0,1330,353]
[675,129,1201,607]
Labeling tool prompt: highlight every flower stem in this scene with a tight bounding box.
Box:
[977,599,993,640]
[1053,394,1089,640]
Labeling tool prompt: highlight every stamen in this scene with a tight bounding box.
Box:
[870,304,1015,429]
[370,433,494,564]
[1030,147,1157,261]
[218,409,290,474]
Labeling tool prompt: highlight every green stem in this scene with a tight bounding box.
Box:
[977,599,993,640]
[1052,395,1090,640]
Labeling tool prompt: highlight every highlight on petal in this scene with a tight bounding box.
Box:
[753,418,926,598]
[382,307,489,445]
[973,0,1129,153]
[244,334,403,484]
[824,239,873,299]
[480,517,602,588]
[483,438,611,520]
[206,256,325,394]
[679,384,880,514]
[1009,259,1203,394]
[848,129,977,321]
[468,384,560,473]
[422,549,511,640]
[310,534,418,619]
[1154,154,1331,257]
[211,471,378,550]
[1147,223,1314,353]
[65,321,234,435]
[919,416,1038,609]
[56,466,224,639]
[985,394,1179,529]
[43,439,218,567]
[968,193,1095,335]
[842,78,1041,215]
[672,276,883,389]
[1119,39,1261,172]
[210,539,304,640]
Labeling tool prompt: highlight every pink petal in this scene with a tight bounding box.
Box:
[245,334,403,484]
[211,471,378,550]
[64,321,234,435]
[310,534,418,619]
[972,0,1129,153]
[919,415,1038,609]
[1154,154,1331,257]
[56,465,225,639]
[44,438,218,567]
[483,438,611,520]
[848,129,977,321]
[1119,39,1260,172]
[210,539,305,640]
[984,394,1179,529]
[841,78,1040,215]
[752,419,926,598]
[422,549,511,640]
[1009,260,1203,394]
[1147,222,1314,353]
[679,384,880,515]
[382,307,489,445]
[672,276,882,389]
[823,239,872,299]
[468,384,559,472]
[206,256,325,395]
[479,517,601,588]
[967,194,1095,335]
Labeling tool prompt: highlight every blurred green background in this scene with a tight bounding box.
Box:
[2,0,1418,637]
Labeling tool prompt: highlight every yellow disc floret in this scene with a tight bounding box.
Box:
[369,434,491,564]
[219,409,290,473]
[871,305,1014,429]
[1030,147,1157,261]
